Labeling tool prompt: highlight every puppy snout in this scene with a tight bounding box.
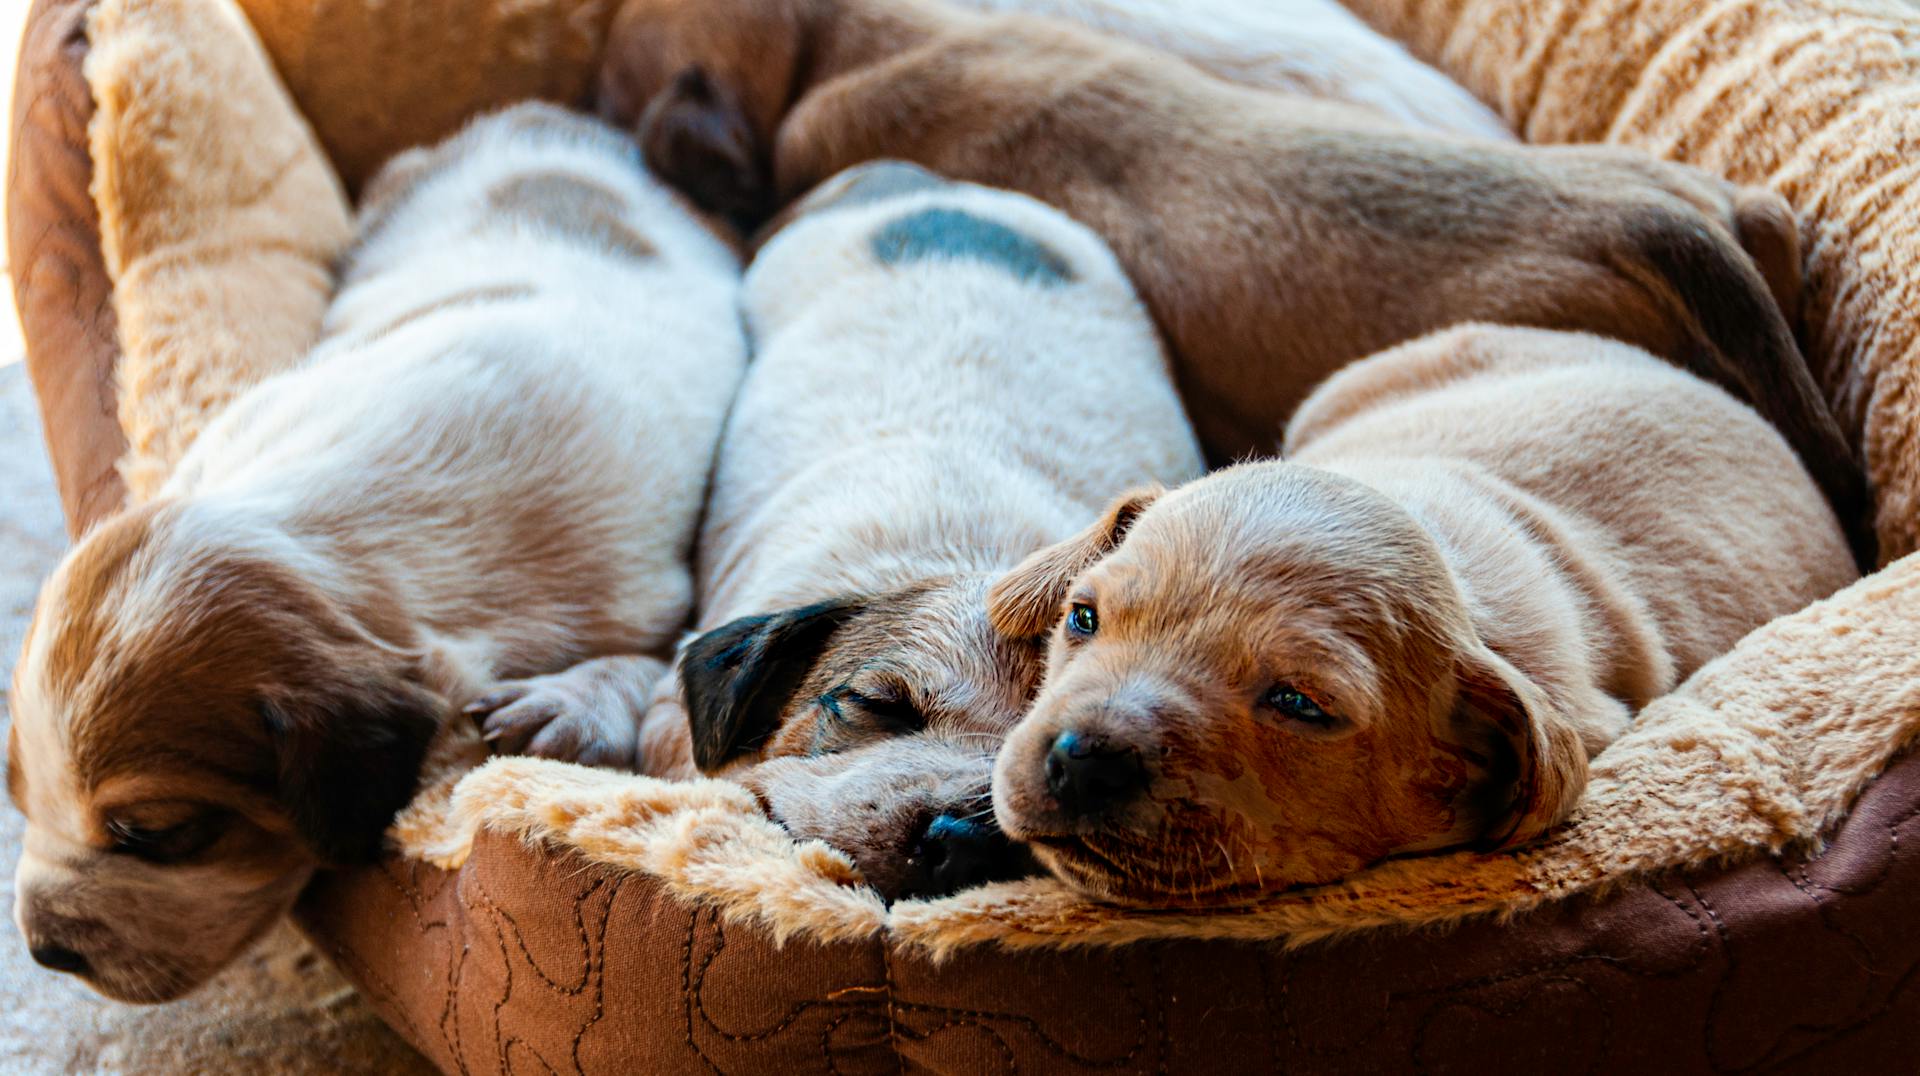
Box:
[900,813,1038,900]
[28,943,89,976]
[1045,730,1147,818]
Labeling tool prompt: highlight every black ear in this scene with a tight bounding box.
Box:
[638,65,774,231]
[261,676,440,866]
[679,599,864,773]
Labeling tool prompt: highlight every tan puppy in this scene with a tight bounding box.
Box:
[7,104,745,1001]
[987,325,1857,905]
[601,0,1871,564]
[510,162,1202,900]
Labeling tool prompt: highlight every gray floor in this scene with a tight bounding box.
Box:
[0,366,428,1072]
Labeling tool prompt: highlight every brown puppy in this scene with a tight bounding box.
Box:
[601,0,1871,564]
[7,106,745,1001]
[986,325,1857,905]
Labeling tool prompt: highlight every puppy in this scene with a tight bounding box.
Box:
[941,0,1510,140]
[508,162,1202,900]
[603,0,1872,564]
[986,324,1858,904]
[6,104,744,1001]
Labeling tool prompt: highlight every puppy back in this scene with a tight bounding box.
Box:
[1289,324,1856,679]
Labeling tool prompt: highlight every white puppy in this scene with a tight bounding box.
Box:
[507,162,1203,900]
[8,103,744,1001]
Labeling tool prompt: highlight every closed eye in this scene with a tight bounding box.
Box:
[841,687,928,731]
[106,812,229,864]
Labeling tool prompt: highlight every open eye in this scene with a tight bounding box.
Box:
[1065,603,1098,637]
[1262,683,1342,732]
[105,810,229,864]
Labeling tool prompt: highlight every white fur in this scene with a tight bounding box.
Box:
[701,171,1204,619]
[165,105,743,684]
[9,103,745,1001]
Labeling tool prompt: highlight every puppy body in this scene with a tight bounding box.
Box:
[8,104,745,1000]
[606,0,1869,561]
[989,325,1856,904]
[940,0,1510,140]
[626,164,1203,900]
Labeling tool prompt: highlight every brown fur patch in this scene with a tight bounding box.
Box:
[486,171,658,260]
[6,724,23,810]
[41,503,165,699]
[359,284,538,343]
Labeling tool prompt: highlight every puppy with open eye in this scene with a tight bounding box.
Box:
[603,0,1872,565]
[987,325,1857,905]
[511,162,1202,901]
[6,103,744,1001]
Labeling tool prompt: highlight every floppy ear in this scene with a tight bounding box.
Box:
[261,674,439,866]
[638,65,774,230]
[987,489,1160,640]
[1450,648,1589,851]
[679,598,864,773]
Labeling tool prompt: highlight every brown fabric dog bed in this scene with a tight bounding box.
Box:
[11,0,1920,1069]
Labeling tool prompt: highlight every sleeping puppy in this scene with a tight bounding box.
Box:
[601,0,1873,564]
[940,0,1510,140]
[506,162,1202,901]
[986,325,1858,904]
[6,103,744,1001]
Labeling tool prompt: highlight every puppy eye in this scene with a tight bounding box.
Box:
[842,687,927,731]
[1262,684,1341,731]
[106,812,228,864]
[1065,603,1098,637]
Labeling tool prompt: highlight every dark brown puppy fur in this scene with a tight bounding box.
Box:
[602,0,1871,565]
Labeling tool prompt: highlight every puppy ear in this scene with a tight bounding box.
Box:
[638,65,774,230]
[1624,201,1872,568]
[679,598,864,772]
[1731,187,1803,326]
[987,489,1160,640]
[261,674,439,866]
[1451,648,1589,851]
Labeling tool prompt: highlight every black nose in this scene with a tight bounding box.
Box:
[1045,730,1146,817]
[900,813,1037,900]
[29,944,89,976]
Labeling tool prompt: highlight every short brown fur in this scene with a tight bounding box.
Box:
[602,0,1870,562]
[988,326,1856,904]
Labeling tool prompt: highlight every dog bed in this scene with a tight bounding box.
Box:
[11,0,1920,1069]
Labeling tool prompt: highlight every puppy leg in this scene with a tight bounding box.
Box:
[465,654,665,769]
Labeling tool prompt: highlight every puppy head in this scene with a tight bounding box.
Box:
[744,738,1038,903]
[8,503,438,1001]
[987,464,1588,904]
[679,576,1045,898]
[603,0,815,228]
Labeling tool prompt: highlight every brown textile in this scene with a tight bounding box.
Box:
[8,0,125,536]
[10,0,1920,1069]
[300,758,1920,1072]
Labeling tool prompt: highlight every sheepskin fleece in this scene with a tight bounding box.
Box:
[401,555,1920,951]
[1337,0,1920,567]
[79,0,1920,949]
[84,0,349,500]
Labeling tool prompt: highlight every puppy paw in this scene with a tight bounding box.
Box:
[464,655,665,770]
